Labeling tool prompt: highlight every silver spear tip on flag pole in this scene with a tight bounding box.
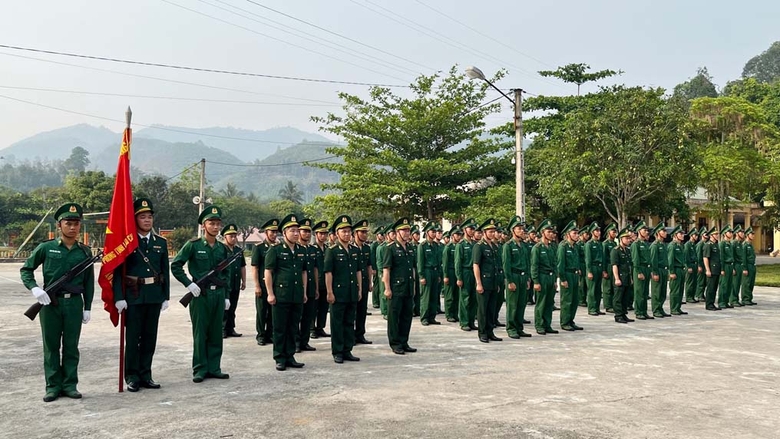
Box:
[125,106,132,128]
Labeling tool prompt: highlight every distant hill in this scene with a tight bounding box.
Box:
[0,124,119,162]
[135,125,333,162]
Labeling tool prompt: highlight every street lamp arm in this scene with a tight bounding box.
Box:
[483,78,516,107]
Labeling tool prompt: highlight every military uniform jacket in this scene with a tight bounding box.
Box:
[733,240,745,268]
[531,242,557,284]
[171,237,229,291]
[454,238,475,281]
[703,241,721,271]
[376,242,387,273]
[251,240,278,295]
[324,243,361,302]
[684,240,698,271]
[667,241,685,270]
[719,240,734,267]
[557,240,580,278]
[382,240,416,296]
[441,242,456,279]
[314,243,326,292]
[304,244,319,298]
[745,241,756,266]
[502,238,530,279]
[113,234,170,304]
[369,241,381,273]
[611,245,631,284]
[631,240,651,272]
[649,240,668,275]
[225,244,246,292]
[355,242,371,292]
[265,241,307,304]
[473,240,500,291]
[603,239,617,278]
[21,239,95,310]
[576,240,587,274]
[696,240,706,268]
[585,238,604,277]
[417,239,441,281]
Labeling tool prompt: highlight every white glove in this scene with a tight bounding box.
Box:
[187,283,201,297]
[31,287,51,305]
[115,300,128,314]
[225,299,230,309]
[82,311,91,324]
[161,300,169,311]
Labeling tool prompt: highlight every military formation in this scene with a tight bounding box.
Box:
[21,202,761,402]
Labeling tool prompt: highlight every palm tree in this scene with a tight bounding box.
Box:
[278,180,303,204]
[220,182,244,198]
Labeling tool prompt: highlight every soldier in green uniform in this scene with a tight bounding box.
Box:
[531,219,559,335]
[383,217,417,355]
[684,228,700,304]
[611,227,634,324]
[703,227,721,311]
[695,227,710,302]
[472,218,502,342]
[296,218,318,353]
[492,225,506,328]
[557,221,583,331]
[576,226,589,308]
[731,225,745,307]
[631,221,652,320]
[21,203,94,402]
[311,221,331,339]
[650,224,670,318]
[418,222,443,326]
[264,214,308,371]
[377,225,395,320]
[435,225,446,315]
[221,223,246,339]
[502,216,532,338]
[113,198,170,392]
[525,225,537,306]
[741,228,757,306]
[353,219,373,344]
[667,226,688,315]
[442,226,462,323]
[718,225,736,309]
[252,218,279,346]
[455,218,478,331]
[325,215,362,363]
[410,226,422,317]
[601,223,618,313]
[584,222,606,316]
[171,206,231,382]
[370,226,385,310]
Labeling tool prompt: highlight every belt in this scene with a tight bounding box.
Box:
[137,276,157,284]
[57,292,82,298]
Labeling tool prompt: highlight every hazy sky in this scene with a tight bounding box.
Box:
[0,0,777,150]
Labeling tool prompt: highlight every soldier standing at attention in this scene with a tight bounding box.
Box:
[418,222,443,326]
[695,227,710,302]
[113,198,170,392]
[718,225,736,309]
[442,226,462,323]
[455,218,478,331]
[325,216,362,363]
[311,221,331,339]
[703,227,721,311]
[502,217,532,338]
[264,214,307,371]
[473,218,502,343]
[650,224,670,318]
[576,226,589,308]
[410,226,422,317]
[731,225,746,307]
[21,203,94,402]
[631,222,652,320]
[526,225,538,306]
[601,224,618,313]
[377,225,395,320]
[370,226,385,310]
[611,227,634,324]
[296,218,318,353]
[252,219,279,346]
[171,206,231,382]
[741,228,757,306]
[584,223,606,317]
[557,221,583,331]
[383,217,417,355]
[353,219,373,344]
[221,223,246,339]
[667,226,688,316]
[492,225,507,328]
[435,226,446,315]
[684,228,700,304]
[531,219,559,335]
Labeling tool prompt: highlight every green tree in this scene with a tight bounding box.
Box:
[217,195,274,243]
[268,199,301,218]
[169,227,196,250]
[64,171,114,212]
[11,220,48,248]
[672,67,719,106]
[220,182,244,199]
[277,180,303,205]
[62,146,90,174]
[311,66,508,221]
[538,63,621,95]
[742,41,780,83]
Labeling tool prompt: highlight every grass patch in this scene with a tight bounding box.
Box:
[755,264,780,287]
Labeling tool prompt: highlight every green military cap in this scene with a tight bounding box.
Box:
[720,224,732,234]
[134,198,154,215]
[587,222,600,234]
[527,224,536,234]
[353,219,369,231]
[461,218,477,229]
[496,227,505,234]
[507,216,525,231]
[411,225,420,235]
[54,203,83,221]
[221,223,238,236]
[198,205,222,224]
[313,220,329,233]
[633,221,649,232]
[450,226,463,235]
[298,218,313,231]
[618,226,632,239]
[537,219,554,231]
[383,224,395,234]
[733,224,743,234]
[280,214,300,230]
[745,227,754,235]
[604,223,617,233]
[261,218,280,231]
[332,214,352,231]
[477,218,497,231]
[708,226,719,235]
[650,222,665,236]
[422,222,437,233]
[670,225,683,236]
[443,230,451,238]
[700,226,709,236]
[373,226,384,234]
[392,217,412,231]
[688,227,700,236]
[561,220,579,235]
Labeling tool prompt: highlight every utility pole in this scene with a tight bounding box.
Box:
[198,158,205,238]
[514,89,525,221]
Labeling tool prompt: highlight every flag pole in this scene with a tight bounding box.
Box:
[118,106,132,393]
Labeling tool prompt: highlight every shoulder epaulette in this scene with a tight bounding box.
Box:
[189,237,200,242]
[153,233,167,241]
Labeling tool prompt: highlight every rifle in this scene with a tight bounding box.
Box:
[179,248,244,307]
[24,250,104,321]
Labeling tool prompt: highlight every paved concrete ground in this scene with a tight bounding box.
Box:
[1,261,778,439]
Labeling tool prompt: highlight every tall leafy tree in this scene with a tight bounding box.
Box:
[672,67,719,106]
[538,63,621,95]
[277,180,303,205]
[742,41,780,83]
[62,146,90,174]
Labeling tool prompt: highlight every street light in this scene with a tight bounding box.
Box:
[465,65,525,221]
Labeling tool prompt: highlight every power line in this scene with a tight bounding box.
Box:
[243,0,435,72]
[208,156,338,167]
[0,44,409,88]
[165,161,202,182]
